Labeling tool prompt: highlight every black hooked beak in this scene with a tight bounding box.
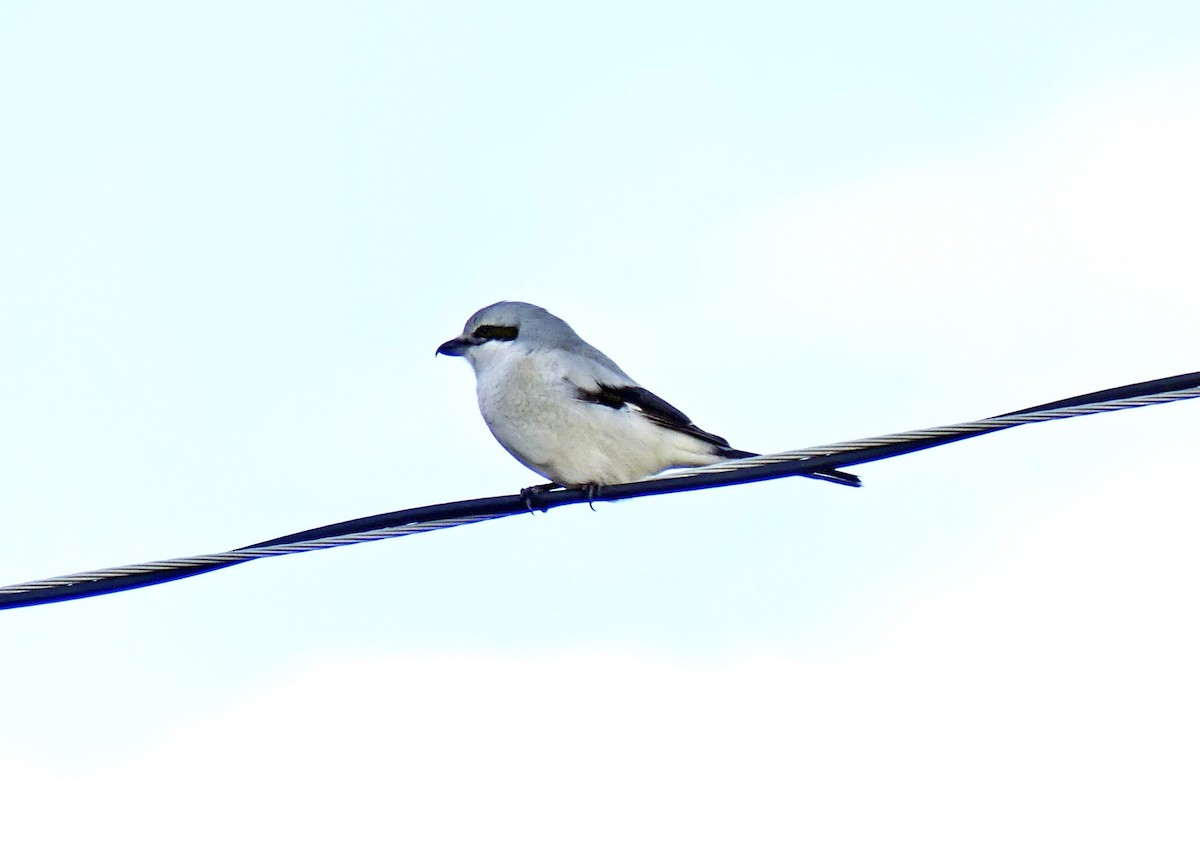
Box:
[435,335,481,357]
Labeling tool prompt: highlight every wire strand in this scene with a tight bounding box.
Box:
[3,371,1197,611]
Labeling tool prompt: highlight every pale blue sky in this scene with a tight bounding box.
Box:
[2,2,1199,856]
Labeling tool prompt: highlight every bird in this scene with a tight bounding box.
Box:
[436,301,859,491]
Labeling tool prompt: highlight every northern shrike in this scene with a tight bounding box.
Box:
[437,301,859,489]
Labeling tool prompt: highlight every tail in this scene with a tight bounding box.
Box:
[720,448,862,488]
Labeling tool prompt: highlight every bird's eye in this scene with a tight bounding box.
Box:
[472,324,518,341]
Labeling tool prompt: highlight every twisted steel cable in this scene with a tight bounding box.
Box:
[2,371,1197,611]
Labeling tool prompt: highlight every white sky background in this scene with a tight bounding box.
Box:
[2,1,1199,857]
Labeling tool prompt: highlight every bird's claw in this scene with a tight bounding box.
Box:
[520,483,559,513]
[583,483,599,511]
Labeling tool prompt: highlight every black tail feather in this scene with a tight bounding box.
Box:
[719,448,861,488]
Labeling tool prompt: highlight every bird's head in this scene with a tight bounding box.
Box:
[436,301,578,369]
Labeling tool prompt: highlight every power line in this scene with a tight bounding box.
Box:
[2,371,1197,611]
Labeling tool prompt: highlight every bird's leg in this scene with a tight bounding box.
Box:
[520,482,560,513]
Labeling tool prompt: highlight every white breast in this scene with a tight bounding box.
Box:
[472,347,722,486]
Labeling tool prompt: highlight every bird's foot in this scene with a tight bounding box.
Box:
[519,482,560,513]
[518,482,602,512]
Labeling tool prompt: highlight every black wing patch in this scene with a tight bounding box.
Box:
[576,384,733,449]
[576,382,863,487]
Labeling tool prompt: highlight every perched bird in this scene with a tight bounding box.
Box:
[437,301,859,489]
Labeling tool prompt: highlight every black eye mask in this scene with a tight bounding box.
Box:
[471,324,519,341]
